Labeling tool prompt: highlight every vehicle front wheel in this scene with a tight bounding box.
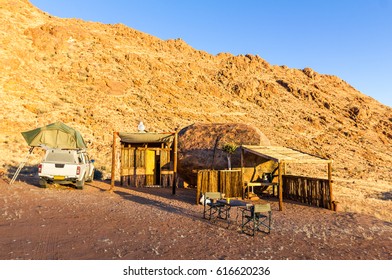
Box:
[86,171,94,182]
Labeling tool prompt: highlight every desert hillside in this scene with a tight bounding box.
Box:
[0,1,391,219]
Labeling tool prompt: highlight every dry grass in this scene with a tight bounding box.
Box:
[334,178,392,222]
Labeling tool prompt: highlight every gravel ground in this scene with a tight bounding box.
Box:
[0,177,391,260]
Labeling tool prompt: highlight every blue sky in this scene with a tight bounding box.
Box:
[30,0,392,107]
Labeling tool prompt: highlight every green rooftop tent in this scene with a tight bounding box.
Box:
[10,122,87,184]
[21,121,87,149]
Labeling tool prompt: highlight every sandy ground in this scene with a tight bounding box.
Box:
[0,176,391,260]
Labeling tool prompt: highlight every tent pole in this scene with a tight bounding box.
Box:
[10,147,35,184]
[110,132,118,191]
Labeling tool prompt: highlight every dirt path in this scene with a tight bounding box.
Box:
[0,177,391,260]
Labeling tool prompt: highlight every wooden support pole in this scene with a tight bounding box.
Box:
[328,162,334,210]
[278,161,284,211]
[196,171,201,204]
[120,143,124,186]
[172,130,178,195]
[110,132,118,191]
[240,146,245,199]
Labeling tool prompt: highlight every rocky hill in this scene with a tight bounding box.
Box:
[1,0,391,185]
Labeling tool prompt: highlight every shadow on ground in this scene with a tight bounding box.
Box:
[6,164,105,187]
[114,184,197,205]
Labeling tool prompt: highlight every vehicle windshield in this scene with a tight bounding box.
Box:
[45,152,76,163]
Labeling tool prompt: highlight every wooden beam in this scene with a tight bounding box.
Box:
[196,171,201,204]
[110,132,118,191]
[241,146,245,198]
[172,130,178,195]
[278,162,284,211]
[120,143,124,186]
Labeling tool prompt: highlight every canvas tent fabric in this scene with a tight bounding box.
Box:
[21,122,87,149]
[118,132,174,144]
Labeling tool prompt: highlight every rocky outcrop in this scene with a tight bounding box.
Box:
[178,123,270,185]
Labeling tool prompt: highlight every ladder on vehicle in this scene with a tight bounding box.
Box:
[10,147,35,184]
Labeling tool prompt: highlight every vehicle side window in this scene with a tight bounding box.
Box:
[78,155,83,164]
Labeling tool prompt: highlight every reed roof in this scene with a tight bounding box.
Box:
[242,145,332,164]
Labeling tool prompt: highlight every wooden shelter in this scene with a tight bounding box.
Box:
[241,145,334,211]
[110,131,178,194]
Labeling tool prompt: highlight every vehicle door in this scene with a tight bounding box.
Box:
[84,153,93,178]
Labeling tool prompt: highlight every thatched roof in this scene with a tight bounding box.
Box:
[118,132,174,144]
[242,145,332,164]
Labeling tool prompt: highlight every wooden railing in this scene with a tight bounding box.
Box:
[282,175,332,210]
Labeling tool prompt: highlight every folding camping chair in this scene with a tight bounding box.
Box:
[241,203,272,236]
[202,192,229,222]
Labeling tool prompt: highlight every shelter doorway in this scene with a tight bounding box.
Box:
[155,153,161,185]
[143,149,162,186]
[145,149,155,185]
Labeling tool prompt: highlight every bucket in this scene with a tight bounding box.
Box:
[332,201,340,212]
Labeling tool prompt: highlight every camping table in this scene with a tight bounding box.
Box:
[217,199,251,228]
[244,182,278,198]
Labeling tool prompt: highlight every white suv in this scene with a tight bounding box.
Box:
[38,149,95,189]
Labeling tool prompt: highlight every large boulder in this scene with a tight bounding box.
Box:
[178,123,270,185]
